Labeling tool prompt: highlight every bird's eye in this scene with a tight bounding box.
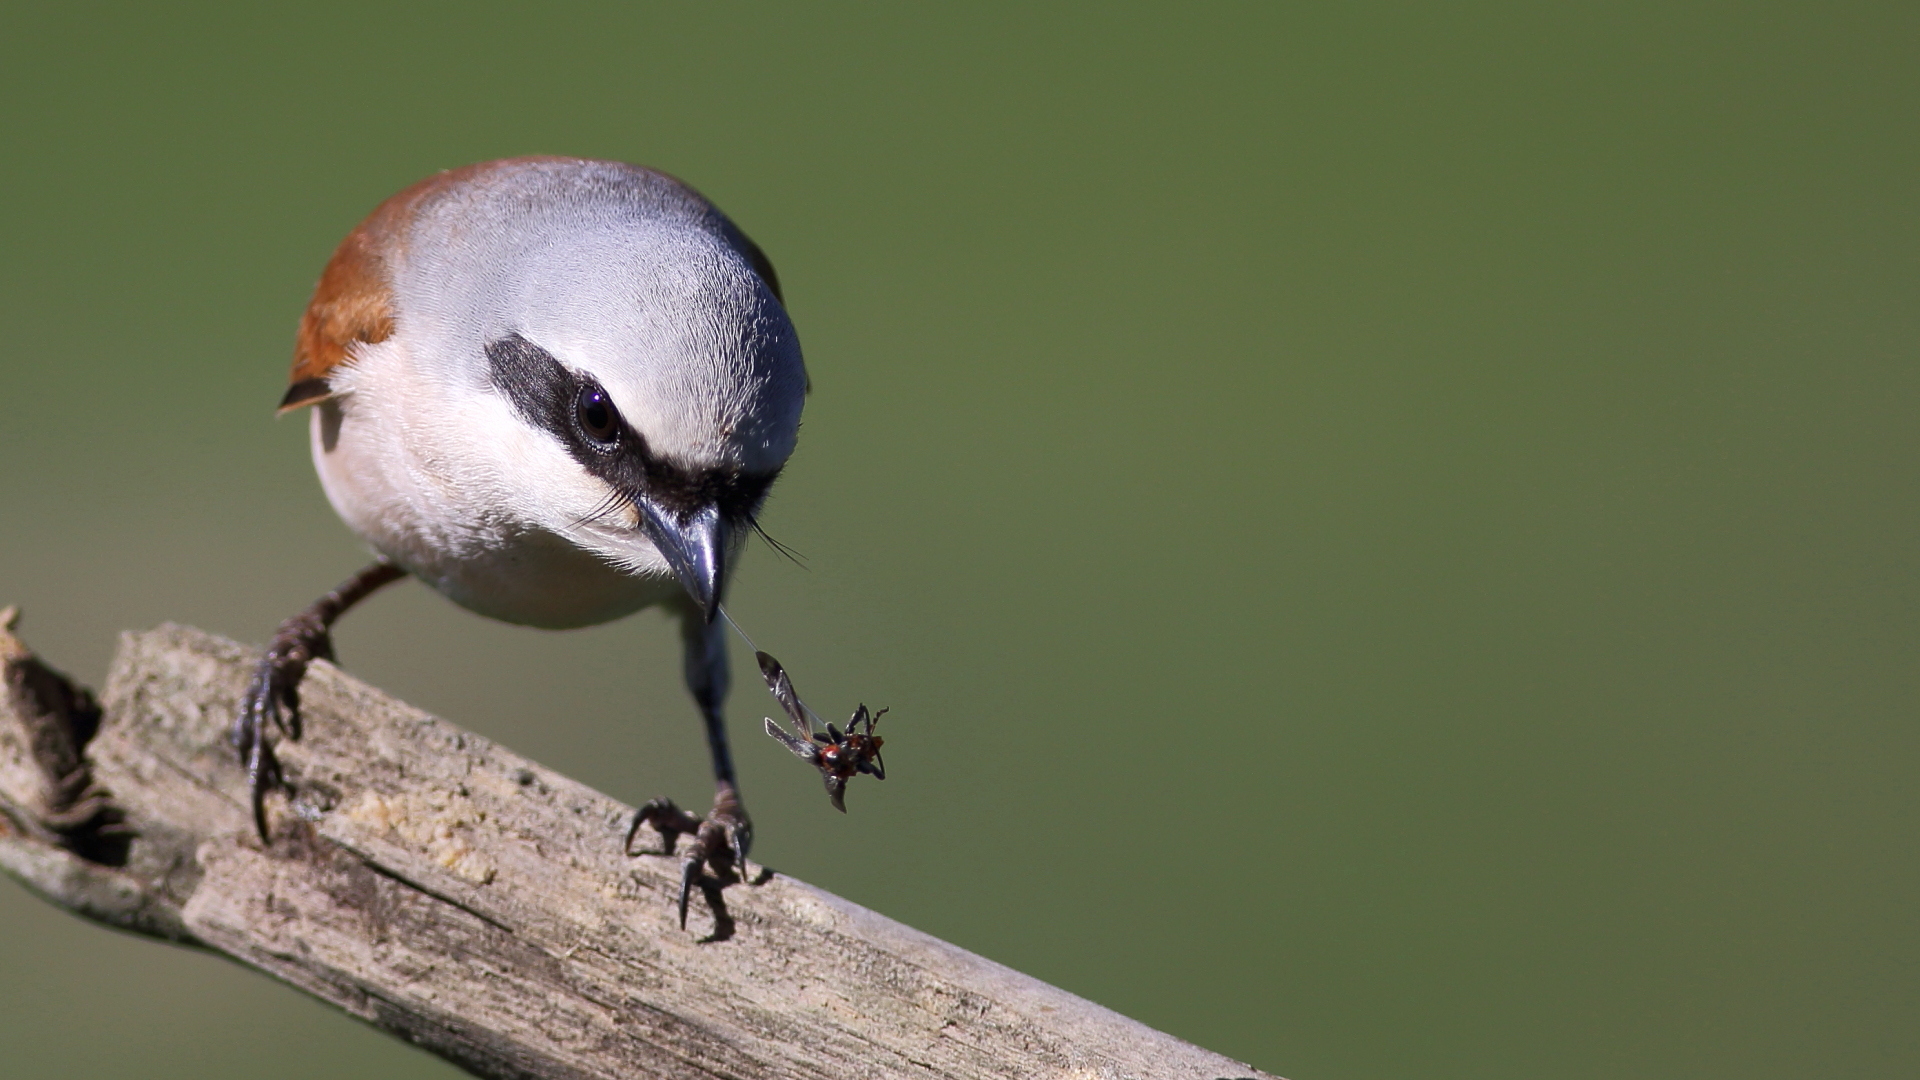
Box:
[576,385,619,445]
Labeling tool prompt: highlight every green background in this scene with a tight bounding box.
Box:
[2,4,1916,1078]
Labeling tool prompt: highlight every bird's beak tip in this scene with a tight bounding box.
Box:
[637,500,728,621]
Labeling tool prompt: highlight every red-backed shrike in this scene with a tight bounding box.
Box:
[241,157,805,921]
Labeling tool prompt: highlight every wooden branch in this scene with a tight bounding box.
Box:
[0,609,1273,1080]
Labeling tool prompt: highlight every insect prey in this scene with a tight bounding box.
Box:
[755,651,887,812]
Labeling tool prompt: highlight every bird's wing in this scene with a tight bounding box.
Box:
[279,206,400,412]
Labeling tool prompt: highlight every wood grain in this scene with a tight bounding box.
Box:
[0,614,1274,1080]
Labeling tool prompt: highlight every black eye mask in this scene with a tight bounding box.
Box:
[484,333,776,524]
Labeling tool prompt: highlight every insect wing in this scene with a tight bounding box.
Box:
[755,651,811,731]
[763,716,819,763]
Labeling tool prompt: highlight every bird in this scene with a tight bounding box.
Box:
[237,157,807,917]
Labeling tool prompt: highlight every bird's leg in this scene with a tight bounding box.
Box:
[688,610,752,869]
[625,608,752,929]
[233,559,405,842]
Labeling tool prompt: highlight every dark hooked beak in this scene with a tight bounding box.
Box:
[637,500,728,622]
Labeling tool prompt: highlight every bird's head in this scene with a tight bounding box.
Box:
[292,158,807,621]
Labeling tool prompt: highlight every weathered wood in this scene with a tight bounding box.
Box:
[0,610,1273,1080]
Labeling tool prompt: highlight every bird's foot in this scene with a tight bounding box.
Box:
[232,610,332,842]
[625,787,753,931]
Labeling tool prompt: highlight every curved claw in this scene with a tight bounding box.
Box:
[243,710,277,842]
[232,560,406,845]
[628,792,754,932]
[238,653,299,843]
[728,818,751,874]
[626,797,700,856]
[677,849,703,930]
[233,616,336,841]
